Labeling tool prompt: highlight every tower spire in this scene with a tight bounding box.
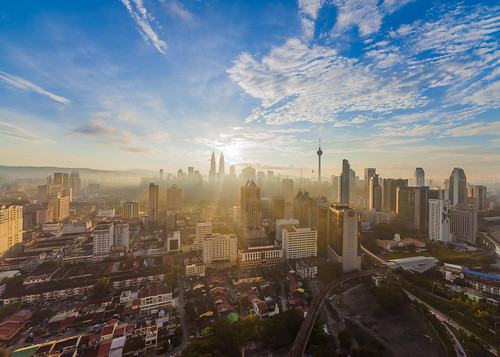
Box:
[317,139,323,183]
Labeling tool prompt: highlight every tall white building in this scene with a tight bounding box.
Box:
[282,226,317,260]
[202,234,238,267]
[93,222,114,258]
[0,205,23,257]
[193,222,212,251]
[428,199,451,243]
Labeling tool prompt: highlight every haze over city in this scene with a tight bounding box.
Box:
[0,0,499,181]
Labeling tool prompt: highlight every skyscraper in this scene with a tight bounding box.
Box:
[327,204,361,272]
[338,159,350,204]
[209,151,216,183]
[396,186,428,234]
[369,174,382,211]
[317,139,323,182]
[294,191,315,227]
[166,184,182,212]
[364,168,376,198]
[53,172,69,188]
[69,171,81,193]
[149,183,159,222]
[449,168,467,206]
[219,152,225,178]
[414,167,425,187]
[241,180,266,246]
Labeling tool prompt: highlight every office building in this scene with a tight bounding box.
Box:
[449,168,467,206]
[241,180,267,246]
[239,245,283,269]
[219,151,225,178]
[338,159,350,204]
[122,201,140,220]
[450,205,478,244]
[396,187,428,235]
[0,205,23,257]
[282,226,317,260]
[37,185,49,205]
[48,192,69,221]
[209,151,216,183]
[193,222,212,251]
[272,197,285,223]
[428,199,451,243]
[242,166,256,182]
[167,231,181,252]
[414,167,425,187]
[327,204,361,272]
[275,218,299,243]
[369,174,382,211]
[295,191,315,227]
[53,172,69,188]
[166,185,182,212]
[148,183,159,222]
[69,171,81,194]
[364,168,376,199]
[202,233,238,267]
[36,206,53,226]
[468,185,487,211]
[383,178,408,212]
[282,178,294,219]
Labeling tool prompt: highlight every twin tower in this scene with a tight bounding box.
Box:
[209,151,225,183]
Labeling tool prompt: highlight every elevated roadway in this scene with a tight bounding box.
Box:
[288,268,386,357]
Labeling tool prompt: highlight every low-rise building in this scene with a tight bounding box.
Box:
[238,245,283,269]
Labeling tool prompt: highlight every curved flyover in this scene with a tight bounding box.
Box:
[288,268,386,357]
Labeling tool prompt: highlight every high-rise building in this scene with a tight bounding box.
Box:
[338,159,350,204]
[242,166,256,182]
[396,186,428,234]
[275,218,299,243]
[317,139,323,182]
[468,185,487,211]
[36,206,53,226]
[149,183,159,222]
[294,191,315,227]
[69,171,81,194]
[364,168,376,199]
[93,222,114,259]
[122,201,140,220]
[428,199,451,243]
[369,174,382,211]
[48,192,69,221]
[282,226,317,260]
[272,197,285,223]
[218,152,225,178]
[209,151,216,183]
[327,204,361,272]
[449,168,467,206]
[159,169,164,181]
[202,233,238,267]
[53,172,69,188]
[450,205,478,244]
[193,222,212,251]
[229,165,236,180]
[0,205,23,257]
[383,178,408,212]
[282,178,294,219]
[241,180,266,246]
[37,185,49,205]
[166,185,182,212]
[414,167,425,187]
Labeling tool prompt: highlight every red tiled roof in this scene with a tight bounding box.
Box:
[97,340,112,357]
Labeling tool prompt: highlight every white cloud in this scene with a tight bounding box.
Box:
[442,121,500,138]
[119,0,167,55]
[0,120,54,143]
[0,70,70,104]
[161,0,196,25]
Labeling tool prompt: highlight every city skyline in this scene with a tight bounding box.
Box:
[0,1,499,181]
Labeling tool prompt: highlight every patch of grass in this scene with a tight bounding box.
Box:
[387,244,467,261]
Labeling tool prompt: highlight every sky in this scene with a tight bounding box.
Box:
[0,0,499,183]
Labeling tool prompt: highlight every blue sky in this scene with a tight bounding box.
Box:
[0,0,499,182]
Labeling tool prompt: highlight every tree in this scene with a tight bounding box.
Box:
[93,277,110,298]
[0,348,9,357]
[34,327,46,337]
[31,309,55,326]
[370,302,382,316]
[338,329,353,350]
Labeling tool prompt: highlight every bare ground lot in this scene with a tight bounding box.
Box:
[325,283,446,357]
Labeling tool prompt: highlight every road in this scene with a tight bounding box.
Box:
[171,277,189,355]
[288,268,385,357]
[404,289,496,356]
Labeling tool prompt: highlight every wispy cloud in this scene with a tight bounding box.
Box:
[0,120,54,143]
[160,0,196,25]
[0,70,70,104]
[119,0,167,55]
